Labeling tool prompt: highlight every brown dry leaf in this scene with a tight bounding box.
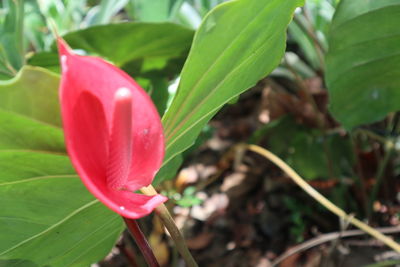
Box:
[191,193,229,221]
[175,166,199,191]
[304,77,324,94]
[221,172,246,192]
[279,247,301,267]
[234,223,256,248]
[303,248,323,267]
[256,258,272,267]
[149,233,169,267]
[221,171,259,197]
[304,77,328,113]
[259,78,327,127]
[186,231,215,250]
[259,85,297,122]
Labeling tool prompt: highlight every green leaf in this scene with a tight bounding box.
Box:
[87,0,129,26]
[250,116,354,180]
[0,66,124,266]
[30,22,193,77]
[160,0,303,181]
[288,131,353,180]
[154,154,183,185]
[0,151,123,267]
[289,16,321,70]
[0,0,25,77]
[24,0,48,51]
[128,0,171,22]
[326,0,400,129]
[27,52,61,74]
[146,77,170,116]
[0,66,63,152]
[61,22,194,69]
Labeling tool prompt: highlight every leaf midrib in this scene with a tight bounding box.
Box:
[0,175,77,187]
[162,26,284,167]
[163,0,290,160]
[163,0,277,136]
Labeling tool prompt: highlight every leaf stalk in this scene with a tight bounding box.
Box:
[141,185,198,267]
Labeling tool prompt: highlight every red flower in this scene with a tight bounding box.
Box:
[58,38,167,219]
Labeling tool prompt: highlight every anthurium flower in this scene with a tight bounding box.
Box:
[57,38,167,219]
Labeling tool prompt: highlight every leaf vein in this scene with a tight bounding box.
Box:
[0,199,99,256]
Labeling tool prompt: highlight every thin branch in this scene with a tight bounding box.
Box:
[272,226,400,266]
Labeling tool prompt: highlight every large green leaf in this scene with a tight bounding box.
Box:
[159,0,303,181]
[30,22,193,76]
[61,22,194,72]
[0,66,124,266]
[326,0,400,129]
[0,66,63,152]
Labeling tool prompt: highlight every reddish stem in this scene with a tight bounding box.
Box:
[123,217,160,267]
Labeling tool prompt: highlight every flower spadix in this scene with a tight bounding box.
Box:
[57,38,167,219]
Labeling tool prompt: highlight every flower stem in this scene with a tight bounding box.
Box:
[141,185,198,267]
[123,217,160,267]
[244,144,400,253]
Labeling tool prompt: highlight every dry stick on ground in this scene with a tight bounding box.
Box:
[272,226,400,266]
[242,144,400,253]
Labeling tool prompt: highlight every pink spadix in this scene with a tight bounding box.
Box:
[107,88,133,190]
[58,38,167,218]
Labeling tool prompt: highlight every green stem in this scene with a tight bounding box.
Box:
[123,218,160,267]
[293,13,325,72]
[15,0,25,65]
[0,47,18,75]
[141,186,198,267]
[349,132,368,216]
[245,144,400,253]
[368,143,395,217]
[0,67,14,77]
[355,128,387,144]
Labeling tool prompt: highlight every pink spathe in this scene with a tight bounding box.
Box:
[58,38,167,219]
